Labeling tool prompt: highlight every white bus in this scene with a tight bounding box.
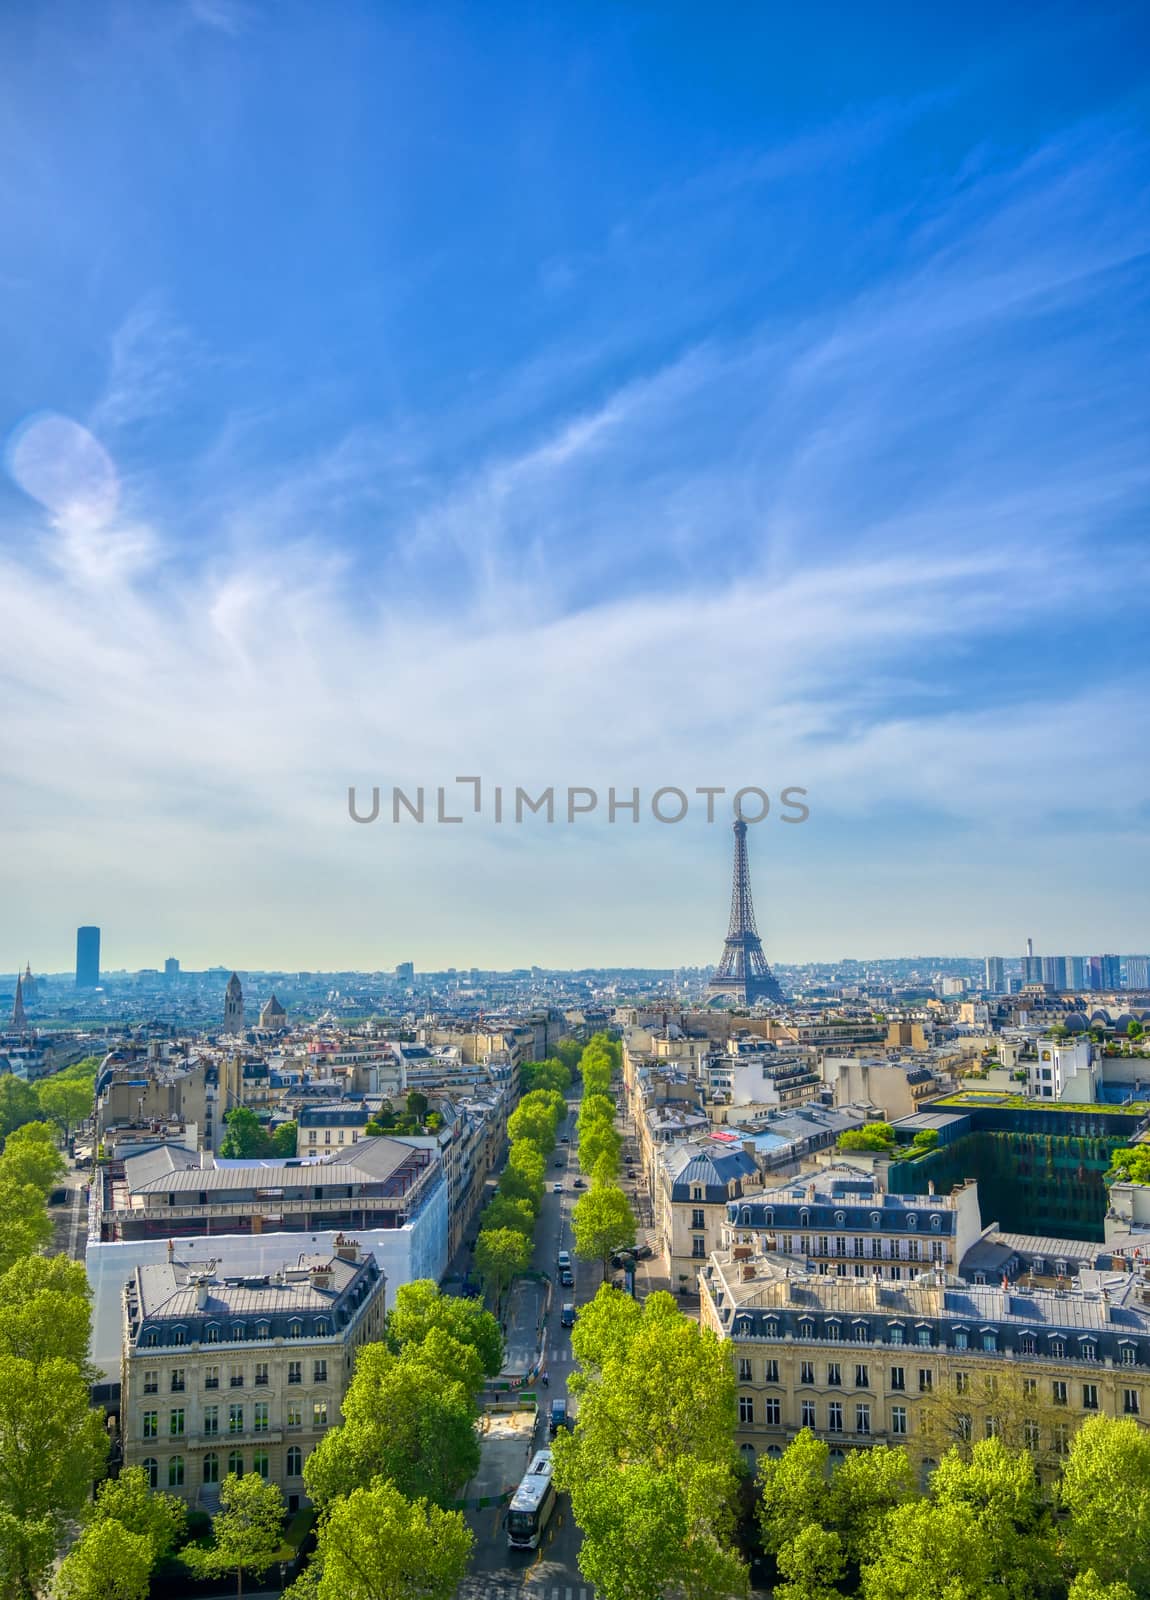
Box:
[506,1449,557,1550]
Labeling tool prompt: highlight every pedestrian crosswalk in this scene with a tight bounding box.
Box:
[456,1582,592,1600]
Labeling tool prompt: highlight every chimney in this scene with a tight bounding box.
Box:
[196,1277,210,1310]
[333,1234,359,1263]
[166,1239,174,1263]
[742,1263,756,1280]
[928,1180,935,1196]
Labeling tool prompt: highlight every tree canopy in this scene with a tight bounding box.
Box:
[386,1279,503,1377]
[186,1472,285,1598]
[288,1478,472,1600]
[572,1184,636,1279]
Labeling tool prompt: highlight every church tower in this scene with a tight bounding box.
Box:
[223,972,245,1035]
[10,974,28,1032]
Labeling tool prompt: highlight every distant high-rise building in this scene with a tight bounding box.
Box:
[1041,956,1065,989]
[1126,956,1150,991]
[75,926,100,988]
[1096,954,1121,990]
[395,962,414,982]
[1026,937,1034,959]
[1067,956,1087,991]
[1022,953,1043,985]
[223,971,245,1034]
[984,956,1005,994]
[164,957,180,980]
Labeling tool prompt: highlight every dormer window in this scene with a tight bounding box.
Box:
[205,1324,220,1344]
[930,1215,942,1231]
[800,1210,810,1227]
[834,1212,845,1227]
[870,1212,881,1228]
[231,1324,246,1342]
[143,1329,158,1348]
[906,1215,917,1230]
[315,1319,330,1337]
[288,1320,303,1339]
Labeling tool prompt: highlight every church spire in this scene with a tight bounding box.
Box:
[11,974,27,1032]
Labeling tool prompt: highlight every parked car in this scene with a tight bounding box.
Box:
[634,1243,654,1261]
[561,1302,576,1327]
[559,1267,574,1287]
[552,1182,563,1194]
[573,1177,586,1189]
[557,1250,571,1271]
[560,1135,569,1143]
[549,1398,571,1435]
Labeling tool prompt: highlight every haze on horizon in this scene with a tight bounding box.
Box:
[1,1,1148,974]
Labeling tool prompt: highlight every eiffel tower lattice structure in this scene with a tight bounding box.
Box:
[707,818,785,1005]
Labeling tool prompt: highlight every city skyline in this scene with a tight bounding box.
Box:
[2,3,1149,968]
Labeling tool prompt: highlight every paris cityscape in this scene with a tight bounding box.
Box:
[2,4,1150,1600]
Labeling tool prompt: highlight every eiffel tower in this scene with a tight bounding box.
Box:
[707,818,785,1005]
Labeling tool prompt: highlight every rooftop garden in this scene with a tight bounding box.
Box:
[932,1092,1150,1116]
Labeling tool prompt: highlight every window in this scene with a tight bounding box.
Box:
[1081,1341,1097,1363]
[855,1365,869,1390]
[828,1402,843,1434]
[1049,1338,1066,1360]
[206,1324,220,1344]
[204,1365,220,1390]
[738,1396,754,1424]
[228,1450,244,1475]
[982,1332,997,1353]
[798,1320,814,1340]
[930,1214,941,1231]
[765,1359,779,1383]
[231,1324,246,1343]
[203,1453,219,1484]
[315,1319,330,1337]
[825,1320,841,1342]
[853,1237,865,1258]
[765,1398,781,1425]
[1024,1421,1040,1452]
[229,1365,244,1388]
[954,1330,968,1351]
[289,1320,303,1339]
[255,1363,269,1386]
[1121,1346,1137,1367]
[854,1323,869,1343]
[891,1405,907,1436]
[855,1404,871,1435]
[801,1400,816,1429]
[143,1330,157,1347]
[287,1446,302,1477]
[169,1408,185,1437]
[1083,1384,1098,1411]
[930,1241,944,1262]
[142,1458,158,1490]
[255,1323,270,1341]
[691,1209,705,1230]
[738,1358,752,1382]
[1054,1424,1070,1456]
[827,1363,841,1388]
[143,1371,158,1395]
[286,1402,303,1428]
[313,1360,328,1384]
[915,1327,931,1347]
[253,1449,269,1480]
[287,1361,302,1385]
[204,1405,219,1437]
[957,1414,972,1442]
[800,1361,815,1386]
[890,1367,905,1392]
[889,1325,905,1345]
[168,1456,184,1489]
[170,1369,185,1393]
[313,1401,328,1428]
[1019,1334,1036,1356]
[985,1416,999,1439]
[763,1320,779,1340]
[253,1402,269,1434]
[141,1410,158,1439]
[229,1405,244,1435]
[1052,1381,1067,1407]
[918,1369,933,1393]
[692,1238,706,1259]
[908,1240,920,1261]
[1125,1389,1141,1416]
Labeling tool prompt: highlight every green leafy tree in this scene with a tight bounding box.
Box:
[910,1128,939,1152]
[774,1525,846,1600]
[506,1138,546,1190]
[218,1106,269,1159]
[579,1120,622,1178]
[1060,1415,1150,1593]
[188,1472,285,1600]
[556,1039,583,1073]
[474,1227,531,1314]
[572,1184,636,1280]
[86,1464,186,1561]
[0,1076,40,1142]
[304,1343,479,1507]
[556,1290,745,1598]
[0,1178,53,1271]
[1107,1146,1150,1185]
[0,1253,94,1372]
[859,1497,991,1600]
[0,1122,66,1194]
[289,1478,472,1600]
[758,1429,829,1558]
[54,1518,154,1600]
[837,1123,895,1152]
[579,1094,617,1129]
[825,1443,915,1567]
[507,1098,559,1155]
[0,1355,109,1598]
[36,1077,93,1141]
[1067,1574,1138,1600]
[385,1278,503,1377]
[406,1091,429,1121]
[482,1193,536,1238]
[592,1148,621,1185]
[270,1121,298,1155]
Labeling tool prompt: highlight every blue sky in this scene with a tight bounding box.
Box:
[1,0,1148,972]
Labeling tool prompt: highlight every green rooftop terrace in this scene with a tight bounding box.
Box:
[932,1092,1150,1116]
